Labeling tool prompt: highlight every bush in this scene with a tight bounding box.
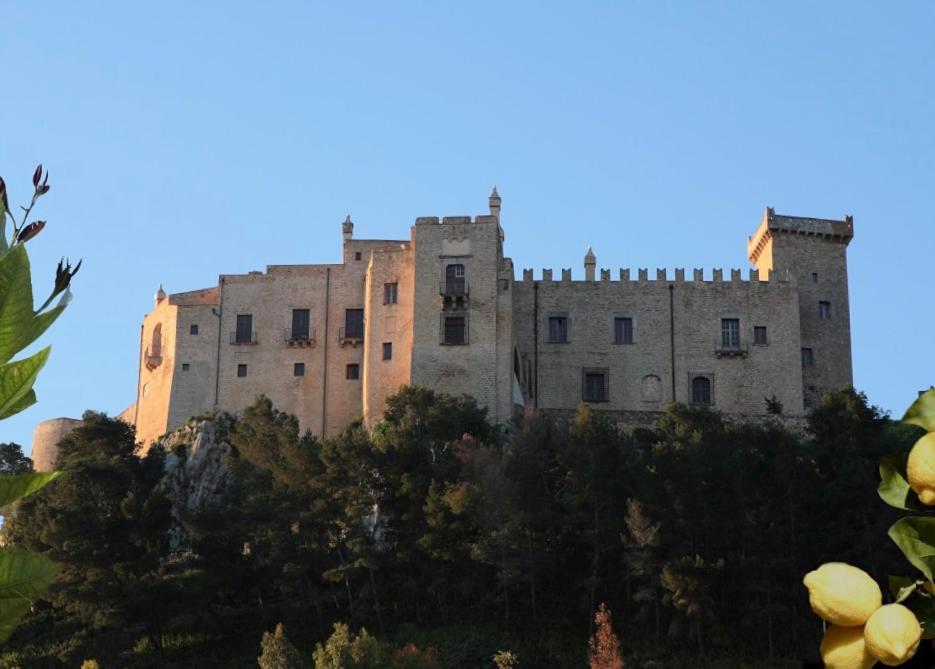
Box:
[258,623,303,669]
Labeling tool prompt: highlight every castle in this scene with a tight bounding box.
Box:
[32,190,854,467]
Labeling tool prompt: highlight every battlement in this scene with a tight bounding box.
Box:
[519,267,791,285]
[415,214,500,226]
[748,207,854,264]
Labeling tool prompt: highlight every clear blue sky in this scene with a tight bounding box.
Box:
[2,2,933,453]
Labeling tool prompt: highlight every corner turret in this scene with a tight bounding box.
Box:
[488,186,501,220]
[155,283,166,305]
[342,214,354,241]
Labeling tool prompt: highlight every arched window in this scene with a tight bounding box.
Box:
[691,376,711,405]
[151,323,162,358]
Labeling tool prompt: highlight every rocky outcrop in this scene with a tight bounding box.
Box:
[157,419,232,550]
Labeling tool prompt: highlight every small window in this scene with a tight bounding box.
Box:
[344,309,364,339]
[613,317,633,344]
[292,309,310,339]
[235,314,253,343]
[819,301,831,320]
[548,316,568,343]
[182,363,190,371]
[753,326,768,345]
[444,264,466,294]
[382,342,392,360]
[802,348,815,367]
[190,324,199,335]
[384,282,398,305]
[582,370,609,402]
[346,363,360,380]
[721,318,740,349]
[691,376,712,405]
[293,362,305,377]
[355,251,362,261]
[442,316,466,345]
[237,363,248,378]
[812,272,818,283]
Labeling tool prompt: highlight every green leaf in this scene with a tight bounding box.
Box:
[889,574,915,600]
[903,591,935,639]
[0,388,35,420]
[0,472,61,507]
[904,388,935,432]
[889,517,935,581]
[0,346,50,418]
[0,547,57,643]
[879,453,934,512]
[0,246,37,365]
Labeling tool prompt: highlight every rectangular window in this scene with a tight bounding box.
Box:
[443,316,466,345]
[819,301,831,320]
[355,251,362,260]
[182,363,190,371]
[754,326,768,345]
[384,282,398,305]
[613,317,633,344]
[721,318,740,349]
[344,309,364,339]
[291,309,310,339]
[802,348,814,367]
[548,316,568,343]
[382,342,392,360]
[812,272,819,283]
[582,370,609,402]
[293,362,305,377]
[235,314,253,343]
[346,363,360,380]
[190,324,199,335]
[237,363,247,378]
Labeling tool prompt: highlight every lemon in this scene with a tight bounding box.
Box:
[864,603,921,666]
[907,432,935,505]
[804,563,883,626]
[820,625,878,669]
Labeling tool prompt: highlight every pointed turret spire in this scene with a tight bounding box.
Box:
[584,247,596,281]
[488,185,501,219]
[155,283,166,305]
[342,213,354,241]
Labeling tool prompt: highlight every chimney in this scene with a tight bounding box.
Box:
[488,185,501,220]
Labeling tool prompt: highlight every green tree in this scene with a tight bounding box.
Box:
[4,412,175,657]
[258,623,304,669]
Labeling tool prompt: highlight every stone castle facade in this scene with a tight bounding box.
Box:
[32,190,855,464]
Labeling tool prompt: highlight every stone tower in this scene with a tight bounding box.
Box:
[747,208,854,407]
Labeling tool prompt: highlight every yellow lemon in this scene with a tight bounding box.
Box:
[820,625,878,669]
[864,603,921,666]
[804,563,883,626]
[907,432,935,505]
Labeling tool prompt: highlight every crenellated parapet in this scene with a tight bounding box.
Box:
[748,207,854,265]
[518,266,790,285]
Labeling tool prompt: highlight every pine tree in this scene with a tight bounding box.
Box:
[258,623,304,669]
[588,603,624,669]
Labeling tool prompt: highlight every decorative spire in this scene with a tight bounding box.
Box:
[488,186,501,219]
[342,213,354,240]
[584,248,596,281]
[155,283,166,304]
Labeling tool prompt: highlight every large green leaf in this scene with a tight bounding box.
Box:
[0,246,37,365]
[904,389,935,432]
[28,291,68,347]
[889,517,935,581]
[0,388,35,420]
[0,548,57,643]
[0,472,61,507]
[879,453,933,512]
[0,346,50,418]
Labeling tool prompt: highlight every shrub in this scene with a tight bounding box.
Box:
[258,623,303,669]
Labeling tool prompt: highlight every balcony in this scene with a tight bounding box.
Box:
[338,326,364,346]
[439,280,469,297]
[284,328,316,347]
[715,339,749,358]
[230,331,258,345]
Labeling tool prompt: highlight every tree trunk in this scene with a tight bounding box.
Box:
[369,568,385,633]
